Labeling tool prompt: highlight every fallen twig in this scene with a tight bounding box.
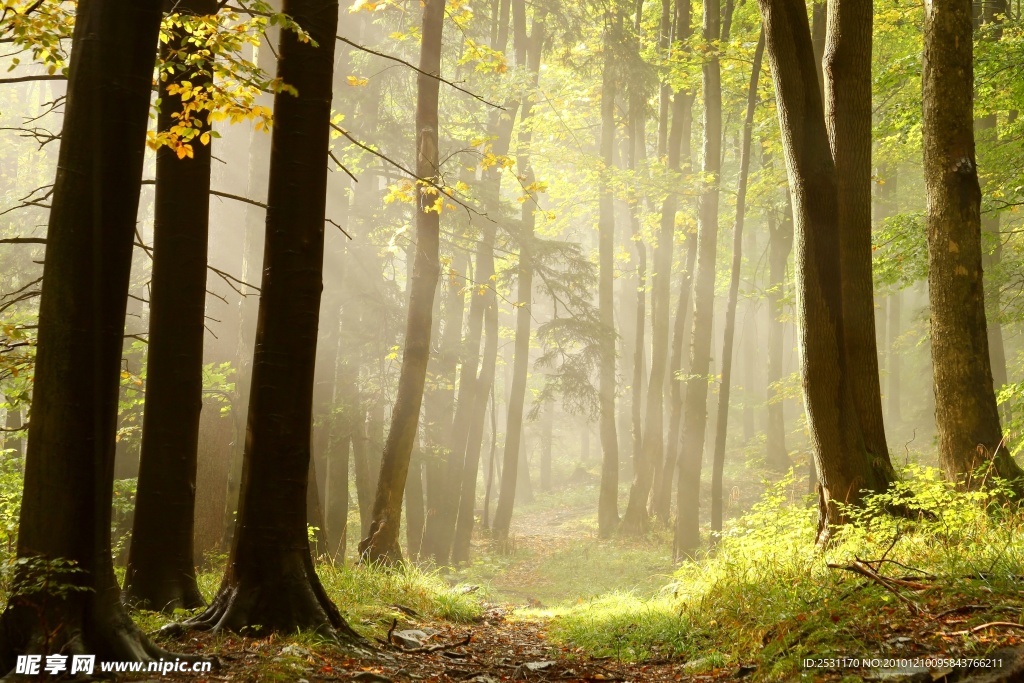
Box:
[827,560,926,614]
[950,621,1024,636]
[396,634,471,655]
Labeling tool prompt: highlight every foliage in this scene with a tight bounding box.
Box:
[544,469,1024,678]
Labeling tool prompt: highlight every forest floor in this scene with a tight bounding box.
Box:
[131,477,1024,683]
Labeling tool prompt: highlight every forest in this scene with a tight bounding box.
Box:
[0,0,1023,679]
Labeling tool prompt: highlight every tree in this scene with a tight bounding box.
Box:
[0,0,172,665]
[492,3,546,540]
[710,28,765,537]
[123,0,219,613]
[756,0,898,543]
[358,0,445,563]
[824,0,891,466]
[185,0,356,635]
[921,0,1024,487]
[765,194,793,472]
[597,12,622,539]
[675,0,723,558]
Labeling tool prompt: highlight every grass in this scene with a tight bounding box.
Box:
[534,466,1024,680]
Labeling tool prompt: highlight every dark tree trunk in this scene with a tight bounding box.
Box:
[123,0,218,613]
[710,29,764,537]
[765,199,794,471]
[597,13,622,539]
[492,6,545,540]
[675,0,722,559]
[186,0,355,636]
[0,0,171,666]
[404,444,425,559]
[922,0,1024,486]
[358,0,444,563]
[757,0,898,543]
[824,0,892,466]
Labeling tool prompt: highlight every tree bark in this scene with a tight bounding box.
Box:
[922,0,1024,487]
[0,0,172,666]
[123,0,218,613]
[765,199,794,471]
[675,0,722,559]
[757,0,898,543]
[597,13,622,539]
[358,0,445,563]
[492,6,546,540]
[824,0,892,466]
[186,0,356,636]
[651,0,695,524]
[710,28,764,537]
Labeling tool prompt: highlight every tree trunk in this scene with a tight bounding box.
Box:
[0,0,171,665]
[710,28,764,537]
[887,290,902,424]
[541,404,553,491]
[597,13,622,539]
[358,0,445,563]
[492,6,546,540]
[922,0,1024,487]
[765,199,794,472]
[421,254,468,562]
[186,0,355,637]
[652,0,695,524]
[675,0,722,559]
[123,0,218,613]
[620,75,655,535]
[757,0,898,543]
[451,256,499,564]
[824,0,892,466]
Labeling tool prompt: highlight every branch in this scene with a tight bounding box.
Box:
[335,34,503,109]
[0,237,45,245]
[331,123,489,220]
[0,74,66,85]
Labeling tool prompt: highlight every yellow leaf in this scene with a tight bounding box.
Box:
[200,131,211,146]
[346,75,369,87]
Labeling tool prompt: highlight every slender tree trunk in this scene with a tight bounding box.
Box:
[358,0,445,563]
[420,253,468,562]
[451,258,499,564]
[0,0,172,664]
[887,289,902,424]
[492,7,546,540]
[922,0,1024,486]
[124,0,218,613]
[675,0,722,559]
[186,0,356,637]
[652,0,695,523]
[597,14,622,539]
[710,29,764,537]
[765,200,794,471]
[620,71,656,535]
[541,404,553,491]
[757,0,898,543]
[824,0,892,466]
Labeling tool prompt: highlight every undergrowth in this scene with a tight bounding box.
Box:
[539,466,1024,680]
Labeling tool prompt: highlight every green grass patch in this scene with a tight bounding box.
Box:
[541,466,1024,680]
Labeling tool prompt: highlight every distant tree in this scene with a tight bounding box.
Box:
[711,28,764,537]
[358,0,445,563]
[492,2,546,540]
[597,11,622,539]
[765,193,793,472]
[123,0,219,613]
[921,0,1024,487]
[0,0,170,665]
[186,0,357,635]
[675,0,723,557]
